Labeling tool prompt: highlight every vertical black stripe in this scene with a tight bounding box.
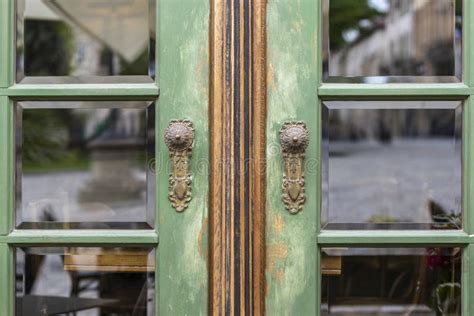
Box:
[222,1,254,314]
[224,0,232,315]
[233,0,241,313]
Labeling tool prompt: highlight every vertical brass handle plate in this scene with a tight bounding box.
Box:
[164,120,195,212]
[280,121,309,214]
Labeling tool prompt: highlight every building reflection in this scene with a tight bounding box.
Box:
[324,0,462,82]
[16,0,155,83]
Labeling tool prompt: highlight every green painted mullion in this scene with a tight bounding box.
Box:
[0,243,14,316]
[154,0,159,314]
[318,230,470,245]
[0,0,14,88]
[464,0,474,307]
[464,0,474,86]
[315,99,322,316]
[318,83,470,99]
[2,230,158,244]
[0,97,12,236]
[153,0,159,88]
[4,84,159,100]
[462,245,471,316]
[464,97,474,235]
[315,0,322,315]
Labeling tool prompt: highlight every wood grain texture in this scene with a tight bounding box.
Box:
[64,249,154,272]
[210,0,266,314]
[251,0,267,314]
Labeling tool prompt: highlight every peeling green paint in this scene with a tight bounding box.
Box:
[156,0,209,314]
[266,0,319,314]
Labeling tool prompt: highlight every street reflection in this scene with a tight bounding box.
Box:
[16,101,155,229]
[322,101,462,230]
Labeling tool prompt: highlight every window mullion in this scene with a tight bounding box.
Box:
[0,0,14,88]
[463,243,474,315]
[0,96,12,236]
[0,244,14,316]
[464,0,474,86]
[463,97,474,235]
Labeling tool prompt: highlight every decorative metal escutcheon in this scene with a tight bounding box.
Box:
[279,121,309,214]
[164,120,195,212]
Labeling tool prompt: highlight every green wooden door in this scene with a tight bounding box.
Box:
[1,0,473,315]
[265,0,472,315]
[0,0,210,315]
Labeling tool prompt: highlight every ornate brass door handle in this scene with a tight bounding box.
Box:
[280,121,309,214]
[164,120,195,212]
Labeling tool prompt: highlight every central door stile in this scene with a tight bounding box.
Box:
[210,0,266,314]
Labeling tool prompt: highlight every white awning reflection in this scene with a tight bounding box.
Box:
[24,0,151,62]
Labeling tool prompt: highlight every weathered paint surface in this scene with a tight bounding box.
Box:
[266,0,319,314]
[156,0,210,314]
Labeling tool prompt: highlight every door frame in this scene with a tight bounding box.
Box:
[0,0,210,315]
[265,0,474,315]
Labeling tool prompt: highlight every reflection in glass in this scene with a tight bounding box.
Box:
[322,101,462,229]
[321,247,462,315]
[16,247,155,316]
[16,101,155,229]
[323,0,462,83]
[16,0,155,83]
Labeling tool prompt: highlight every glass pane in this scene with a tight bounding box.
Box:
[322,101,462,230]
[16,247,155,316]
[321,247,462,315]
[16,101,155,229]
[16,0,155,84]
[323,0,462,83]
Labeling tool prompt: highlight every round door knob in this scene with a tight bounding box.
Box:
[164,120,195,152]
[279,122,309,154]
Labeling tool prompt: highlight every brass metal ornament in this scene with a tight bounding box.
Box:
[164,120,195,212]
[279,121,309,214]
